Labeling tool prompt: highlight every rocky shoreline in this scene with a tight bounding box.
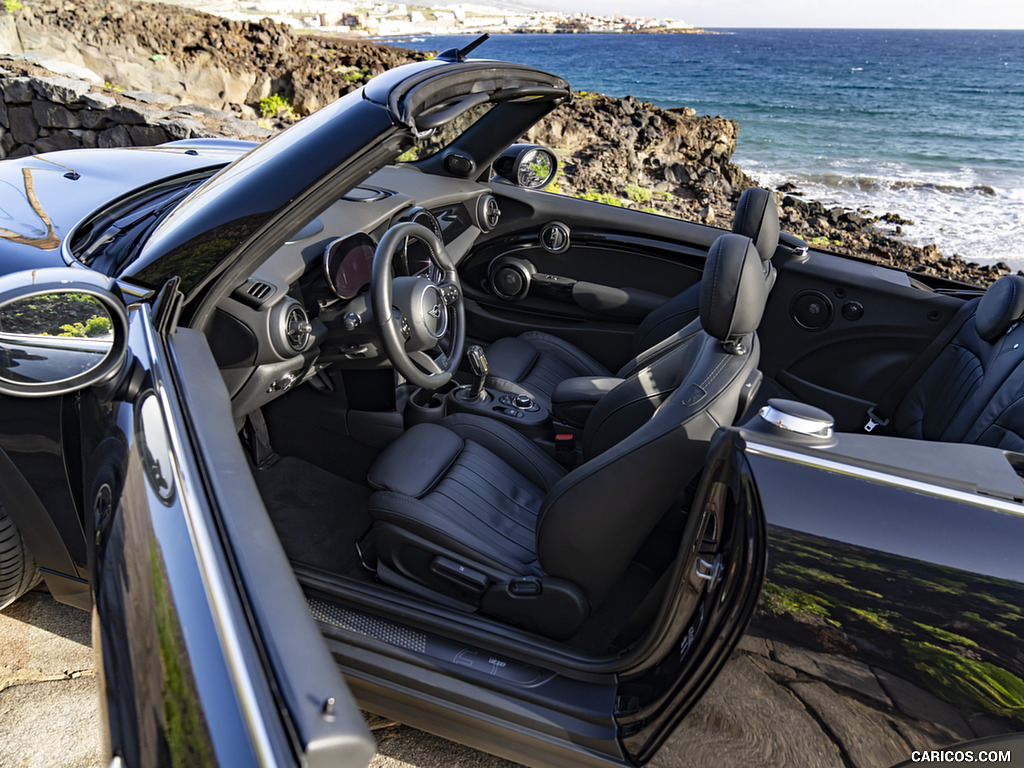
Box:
[0,0,1003,286]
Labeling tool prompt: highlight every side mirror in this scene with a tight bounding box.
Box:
[0,268,129,397]
[493,144,558,189]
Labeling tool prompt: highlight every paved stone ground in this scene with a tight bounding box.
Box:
[0,587,102,768]
[0,587,517,768]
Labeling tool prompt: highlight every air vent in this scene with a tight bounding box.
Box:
[284,305,312,353]
[269,299,313,357]
[477,194,501,233]
[233,278,277,309]
[539,221,570,253]
[249,282,273,300]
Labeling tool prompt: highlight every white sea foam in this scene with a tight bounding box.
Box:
[741,158,1024,273]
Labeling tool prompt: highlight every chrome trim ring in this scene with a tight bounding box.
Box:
[759,403,834,438]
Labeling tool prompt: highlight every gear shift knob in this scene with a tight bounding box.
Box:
[467,345,488,401]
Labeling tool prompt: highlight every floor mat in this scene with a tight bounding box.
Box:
[254,455,373,578]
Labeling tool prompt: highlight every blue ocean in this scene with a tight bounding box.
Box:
[390,30,1024,270]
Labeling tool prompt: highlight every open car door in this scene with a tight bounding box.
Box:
[0,268,375,767]
[612,429,767,764]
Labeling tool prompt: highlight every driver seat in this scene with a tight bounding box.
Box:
[365,233,768,639]
[484,187,779,407]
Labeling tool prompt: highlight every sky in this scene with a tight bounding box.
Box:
[542,0,1024,29]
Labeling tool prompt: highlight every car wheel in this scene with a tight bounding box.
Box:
[0,503,42,611]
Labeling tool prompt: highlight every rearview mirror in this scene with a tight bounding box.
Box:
[0,269,129,397]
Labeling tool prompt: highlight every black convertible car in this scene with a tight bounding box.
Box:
[0,45,1021,767]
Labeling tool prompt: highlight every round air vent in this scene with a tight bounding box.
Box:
[477,194,501,233]
[270,299,312,356]
[539,221,570,253]
[285,305,312,352]
[488,257,533,301]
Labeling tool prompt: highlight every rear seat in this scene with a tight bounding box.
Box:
[885,274,1024,448]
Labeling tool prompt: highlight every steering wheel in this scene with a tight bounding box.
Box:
[371,221,466,390]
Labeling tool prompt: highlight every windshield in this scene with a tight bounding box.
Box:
[68,175,210,276]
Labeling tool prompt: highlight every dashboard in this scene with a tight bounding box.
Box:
[209,164,501,419]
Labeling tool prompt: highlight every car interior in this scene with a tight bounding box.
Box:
[193,128,1022,665]
[70,87,1024,680]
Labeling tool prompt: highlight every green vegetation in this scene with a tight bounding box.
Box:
[57,314,112,338]
[332,66,365,83]
[259,93,296,121]
[760,581,840,627]
[808,236,842,247]
[4,0,23,11]
[104,81,125,92]
[578,189,623,207]
[624,185,652,204]
[905,640,1024,723]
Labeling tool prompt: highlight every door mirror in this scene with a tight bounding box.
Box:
[493,144,558,189]
[0,268,129,397]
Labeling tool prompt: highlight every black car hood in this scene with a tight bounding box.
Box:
[0,146,243,274]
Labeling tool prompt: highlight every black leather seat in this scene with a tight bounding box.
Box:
[887,274,1024,449]
[484,187,780,407]
[366,233,768,639]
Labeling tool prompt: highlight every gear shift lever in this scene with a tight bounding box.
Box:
[466,345,489,402]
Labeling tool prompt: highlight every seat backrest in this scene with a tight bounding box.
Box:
[535,233,768,606]
[893,275,1024,444]
[625,186,780,367]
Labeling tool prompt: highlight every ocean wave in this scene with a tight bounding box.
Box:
[744,167,1024,268]
[798,174,1003,196]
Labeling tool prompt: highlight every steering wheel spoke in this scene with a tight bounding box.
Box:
[438,281,460,306]
[410,349,448,375]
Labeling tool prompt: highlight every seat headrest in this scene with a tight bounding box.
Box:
[976,274,1024,342]
[732,187,779,263]
[700,233,769,343]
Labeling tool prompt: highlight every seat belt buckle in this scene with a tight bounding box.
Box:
[864,408,889,433]
[554,432,576,468]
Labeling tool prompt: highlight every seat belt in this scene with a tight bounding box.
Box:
[864,298,979,432]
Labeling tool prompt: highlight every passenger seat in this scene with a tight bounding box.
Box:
[878,274,1024,448]
[484,187,780,407]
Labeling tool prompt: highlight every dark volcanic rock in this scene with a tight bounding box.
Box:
[0,0,998,286]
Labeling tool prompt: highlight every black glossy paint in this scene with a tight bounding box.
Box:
[0,147,234,269]
[126,97,399,298]
[712,427,1024,766]
[93,309,258,766]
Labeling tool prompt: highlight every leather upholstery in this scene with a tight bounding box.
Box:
[892,275,1024,447]
[484,332,610,408]
[699,234,769,342]
[367,233,767,637]
[733,186,780,263]
[975,275,1024,341]
[485,187,779,406]
[369,419,564,576]
[551,376,625,429]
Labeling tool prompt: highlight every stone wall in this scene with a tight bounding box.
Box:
[0,55,272,159]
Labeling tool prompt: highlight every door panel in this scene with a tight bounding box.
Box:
[461,187,723,369]
[616,429,767,764]
[758,250,967,429]
[92,304,373,767]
